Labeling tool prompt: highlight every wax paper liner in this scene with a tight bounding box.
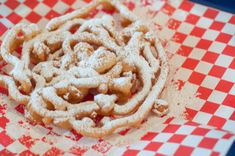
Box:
[0,0,235,155]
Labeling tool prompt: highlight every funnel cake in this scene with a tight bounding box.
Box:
[0,0,169,138]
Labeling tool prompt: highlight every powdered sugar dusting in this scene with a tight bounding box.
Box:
[105,56,202,146]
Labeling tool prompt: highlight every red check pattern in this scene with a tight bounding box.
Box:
[0,0,235,155]
[127,120,234,156]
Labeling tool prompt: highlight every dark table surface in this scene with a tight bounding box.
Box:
[191,0,235,14]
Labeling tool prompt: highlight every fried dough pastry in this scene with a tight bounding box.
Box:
[0,0,169,138]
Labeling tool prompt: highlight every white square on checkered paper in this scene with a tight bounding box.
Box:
[201,75,220,89]
[50,125,67,135]
[208,41,226,54]
[153,133,173,142]
[14,4,31,18]
[168,0,181,8]
[84,149,103,156]
[215,55,233,68]
[198,124,216,130]
[205,130,225,139]
[221,23,235,35]
[228,36,235,46]
[193,112,212,125]
[191,147,212,156]
[177,22,194,35]
[0,145,3,152]
[215,12,232,23]
[6,140,27,153]
[6,124,28,140]
[181,135,203,147]
[71,1,86,10]
[208,90,227,104]
[34,3,51,16]
[176,125,195,135]
[157,143,179,155]
[229,85,235,95]
[0,18,13,28]
[54,137,76,151]
[153,12,170,26]
[158,27,175,41]
[183,36,200,47]
[166,41,181,54]
[169,118,188,125]
[174,68,192,81]
[76,136,98,146]
[137,151,155,156]
[202,29,219,41]
[190,4,207,16]
[214,105,234,119]
[195,61,213,75]
[17,19,30,25]
[151,0,165,11]
[106,147,126,156]
[222,68,235,83]
[28,125,50,138]
[183,82,200,97]
[192,98,206,111]
[222,120,235,133]
[53,1,69,14]
[172,10,189,22]
[31,141,51,155]
[170,54,187,68]
[214,139,234,155]
[0,5,12,17]
[37,18,50,28]
[196,17,213,29]
[129,141,150,150]
[189,48,206,60]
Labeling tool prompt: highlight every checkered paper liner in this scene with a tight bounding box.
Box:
[0,0,235,155]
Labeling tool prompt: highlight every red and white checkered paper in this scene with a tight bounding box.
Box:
[0,0,235,155]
